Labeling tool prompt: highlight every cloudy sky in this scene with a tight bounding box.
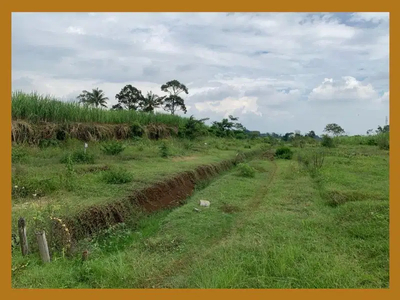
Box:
[12,12,389,135]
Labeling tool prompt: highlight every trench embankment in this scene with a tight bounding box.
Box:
[60,149,266,245]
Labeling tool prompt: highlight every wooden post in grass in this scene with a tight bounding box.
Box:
[18,217,29,256]
[36,231,50,263]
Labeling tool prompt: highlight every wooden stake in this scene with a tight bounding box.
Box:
[36,231,50,263]
[18,217,29,256]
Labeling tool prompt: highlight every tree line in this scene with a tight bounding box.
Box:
[76,79,189,115]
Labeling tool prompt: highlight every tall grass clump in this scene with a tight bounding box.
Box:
[60,149,95,164]
[377,133,389,150]
[275,146,293,160]
[321,135,335,148]
[12,91,189,127]
[237,163,256,178]
[102,168,133,184]
[297,150,325,177]
[100,141,126,155]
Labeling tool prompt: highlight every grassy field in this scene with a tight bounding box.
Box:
[11,143,389,289]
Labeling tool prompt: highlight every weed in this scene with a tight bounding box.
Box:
[64,155,76,191]
[159,142,169,158]
[100,141,126,155]
[12,146,29,164]
[296,150,325,177]
[61,150,95,164]
[275,146,293,160]
[321,135,335,148]
[102,168,133,184]
[237,163,256,178]
[130,122,145,138]
[377,133,389,150]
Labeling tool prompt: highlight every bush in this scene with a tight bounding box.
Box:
[39,139,60,148]
[12,146,29,164]
[377,133,389,150]
[159,142,169,158]
[296,150,325,177]
[60,150,95,164]
[275,146,293,160]
[102,168,133,184]
[130,122,144,138]
[100,141,126,155]
[237,163,256,178]
[321,135,335,148]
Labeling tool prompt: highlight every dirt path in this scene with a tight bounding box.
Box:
[140,158,278,288]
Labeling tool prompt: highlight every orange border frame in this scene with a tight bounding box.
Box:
[2,3,397,299]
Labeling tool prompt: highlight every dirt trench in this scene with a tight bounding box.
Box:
[61,149,264,245]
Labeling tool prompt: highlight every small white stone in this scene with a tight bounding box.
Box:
[199,200,210,207]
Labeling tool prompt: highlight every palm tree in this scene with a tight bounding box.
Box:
[77,88,109,108]
[141,91,165,113]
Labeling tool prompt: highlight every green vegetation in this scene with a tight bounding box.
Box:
[11,91,389,289]
[12,148,389,288]
[275,146,294,160]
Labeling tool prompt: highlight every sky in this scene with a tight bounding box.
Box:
[11,12,389,135]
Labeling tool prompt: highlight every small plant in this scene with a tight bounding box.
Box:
[60,150,95,164]
[100,141,126,155]
[38,139,60,148]
[183,141,194,151]
[297,150,325,177]
[321,135,335,148]
[12,146,28,164]
[130,122,144,138]
[159,142,169,158]
[102,168,133,184]
[377,133,389,150]
[275,146,293,160]
[64,154,76,191]
[237,163,256,178]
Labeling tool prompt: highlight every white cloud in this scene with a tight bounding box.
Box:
[308,76,379,103]
[195,97,261,117]
[66,26,85,35]
[11,12,389,135]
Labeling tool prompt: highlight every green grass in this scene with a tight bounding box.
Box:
[12,91,189,127]
[11,144,389,289]
[11,137,260,240]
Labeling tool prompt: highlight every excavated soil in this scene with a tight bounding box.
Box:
[62,150,262,244]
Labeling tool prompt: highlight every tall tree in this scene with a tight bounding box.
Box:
[376,125,389,134]
[306,130,316,138]
[323,123,345,136]
[113,85,144,111]
[161,80,189,115]
[141,91,166,113]
[77,88,108,108]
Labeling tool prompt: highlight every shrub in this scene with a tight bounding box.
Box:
[102,168,133,184]
[275,146,293,160]
[244,144,252,149]
[39,139,60,148]
[100,141,126,155]
[130,122,144,138]
[12,146,29,164]
[237,163,256,178]
[296,150,325,177]
[159,142,169,158]
[321,135,335,148]
[377,133,389,150]
[60,150,95,164]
